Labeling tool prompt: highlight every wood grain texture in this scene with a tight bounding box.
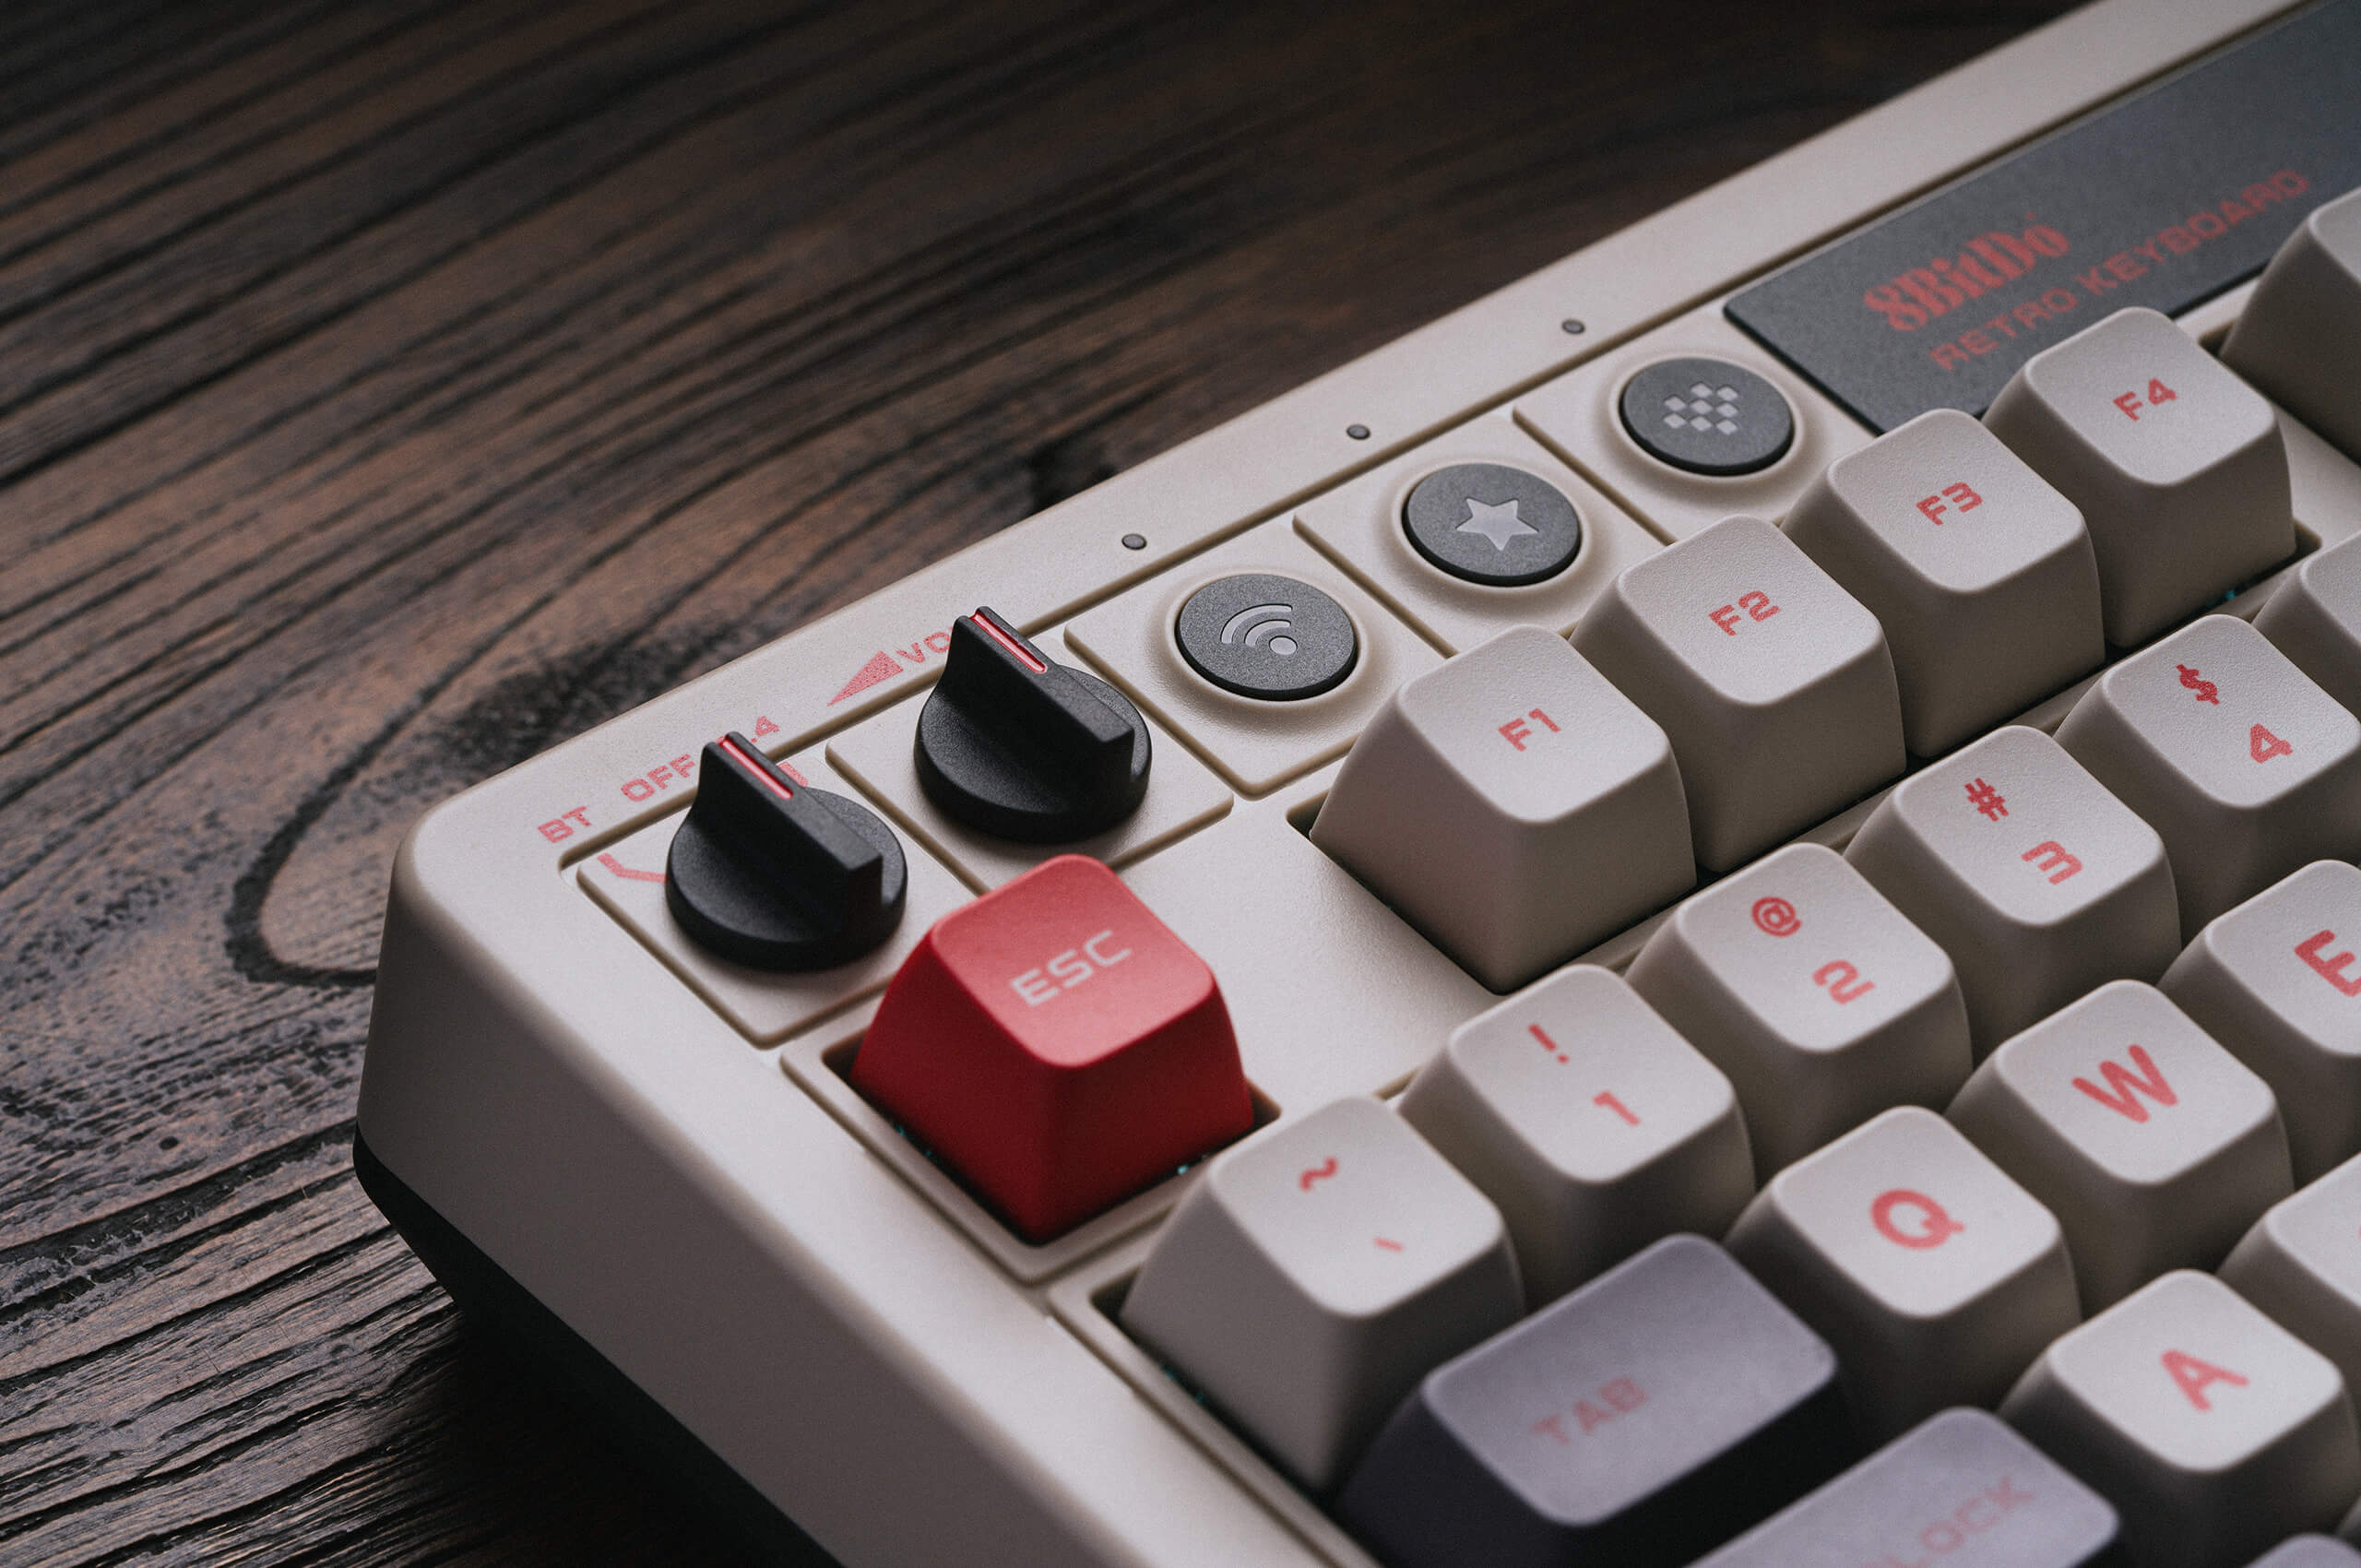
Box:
[0,2,2075,1562]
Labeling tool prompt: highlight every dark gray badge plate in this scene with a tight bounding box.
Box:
[1726,0,2361,434]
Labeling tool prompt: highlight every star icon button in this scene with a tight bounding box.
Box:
[1456,496,1538,552]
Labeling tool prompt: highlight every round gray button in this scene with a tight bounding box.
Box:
[1401,463,1583,586]
[1175,574,1358,701]
[1619,357,1794,476]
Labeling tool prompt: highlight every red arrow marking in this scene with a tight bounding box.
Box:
[599,852,665,885]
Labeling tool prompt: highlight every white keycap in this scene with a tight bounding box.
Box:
[1120,1096,1522,1491]
[2165,862,2361,1182]
[1626,842,1972,1176]
[1397,964,1753,1306]
[1985,306,2294,647]
[1785,408,2104,756]
[1726,1107,2079,1441]
[1311,625,1694,989]
[2000,1271,2361,1568]
[1948,980,2291,1312]
[2260,532,2361,721]
[1845,725,2181,1054]
[2225,185,2361,463]
[2225,1154,2361,1406]
[1571,515,1904,872]
[2059,615,2361,937]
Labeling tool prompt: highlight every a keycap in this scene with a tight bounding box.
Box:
[1726,1107,2079,1440]
[1335,1234,1852,1568]
[1396,964,1754,1305]
[2223,1154,2361,1409]
[1311,624,1694,989]
[850,854,1253,1240]
[1984,306,2293,647]
[1626,842,1972,1176]
[1571,515,1904,872]
[1948,980,2291,1312]
[2058,615,2361,938]
[2001,1271,2361,1568]
[1692,1408,2121,1568]
[1845,725,2181,1054]
[1784,408,2105,757]
[2245,1538,2361,1568]
[2225,185,2361,464]
[2164,861,2361,1182]
[1120,1097,1522,1492]
[2259,533,2361,722]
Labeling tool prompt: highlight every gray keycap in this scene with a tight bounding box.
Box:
[1336,1234,1852,1568]
[2225,185,2361,464]
[2245,1539,2361,1568]
[1693,1408,2120,1568]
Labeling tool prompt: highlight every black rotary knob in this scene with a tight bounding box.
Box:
[666,732,906,970]
[914,607,1150,841]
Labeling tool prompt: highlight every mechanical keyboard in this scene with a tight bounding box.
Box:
[353,1,2361,1562]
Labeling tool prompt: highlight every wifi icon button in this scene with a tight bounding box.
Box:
[1178,573,1359,701]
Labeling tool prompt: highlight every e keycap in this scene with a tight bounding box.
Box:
[1174,573,1358,700]
[1401,462,1583,586]
[1619,357,1797,476]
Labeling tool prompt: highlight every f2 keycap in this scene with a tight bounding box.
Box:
[2002,1271,2361,1568]
[1336,1234,1852,1568]
[1845,725,2179,1054]
[1120,1097,1521,1492]
[1572,515,1904,872]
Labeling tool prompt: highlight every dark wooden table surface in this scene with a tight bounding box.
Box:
[2,2,2077,1562]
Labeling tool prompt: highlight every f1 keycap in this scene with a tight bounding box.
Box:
[1121,1097,1521,1491]
[1628,842,1971,1176]
[2001,1271,2361,1568]
[1948,980,2291,1312]
[1311,625,1693,989]
[2165,861,2361,1182]
[1785,408,2104,756]
[2225,184,2361,463]
[1727,1107,2079,1440]
[1397,964,1754,1305]
[2260,532,2361,722]
[851,854,1252,1240]
[1572,515,1904,872]
[1336,1234,1852,1568]
[2059,615,2361,937]
[1845,725,2180,1054]
[2223,1154,2361,1407]
[1985,306,2293,647]
[1693,1408,2121,1568]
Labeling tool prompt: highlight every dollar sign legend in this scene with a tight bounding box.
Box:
[2177,663,2221,705]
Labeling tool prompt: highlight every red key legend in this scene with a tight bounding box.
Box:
[850,854,1252,1241]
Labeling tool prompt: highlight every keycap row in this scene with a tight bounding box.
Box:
[1117,848,2361,1564]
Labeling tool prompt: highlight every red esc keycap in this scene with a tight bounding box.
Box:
[850,854,1252,1240]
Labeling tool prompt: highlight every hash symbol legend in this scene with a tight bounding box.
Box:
[1965,778,2008,821]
